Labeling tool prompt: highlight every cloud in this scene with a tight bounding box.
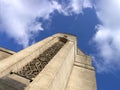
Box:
[0,0,92,47]
[62,0,93,14]
[0,0,63,47]
[92,0,120,73]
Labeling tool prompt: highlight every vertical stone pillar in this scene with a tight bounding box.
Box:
[26,41,75,90]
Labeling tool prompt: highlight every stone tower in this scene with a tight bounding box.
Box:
[0,33,97,90]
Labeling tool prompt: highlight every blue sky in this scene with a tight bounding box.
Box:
[0,0,120,90]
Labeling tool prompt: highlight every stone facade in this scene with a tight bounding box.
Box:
[0,33,97,90]
[0,47,15,61]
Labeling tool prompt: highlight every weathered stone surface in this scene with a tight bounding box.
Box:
[0,47,15,60]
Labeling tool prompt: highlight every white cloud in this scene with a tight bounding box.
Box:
[0,0,92,47]
[64,0,92,14]
[83,0,93,8]
[0,0,63,47]
[92,0,120,73]
[70,0,83,14]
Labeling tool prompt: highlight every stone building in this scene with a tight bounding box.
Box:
[0,33,97,90]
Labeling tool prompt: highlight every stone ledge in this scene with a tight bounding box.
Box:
[74,61,95,71]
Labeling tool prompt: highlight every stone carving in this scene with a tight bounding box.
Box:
[13,41,65,81]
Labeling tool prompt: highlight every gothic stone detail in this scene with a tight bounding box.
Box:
[13,40,67,81]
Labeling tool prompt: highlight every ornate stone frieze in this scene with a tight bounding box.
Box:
[13,41,66,81]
